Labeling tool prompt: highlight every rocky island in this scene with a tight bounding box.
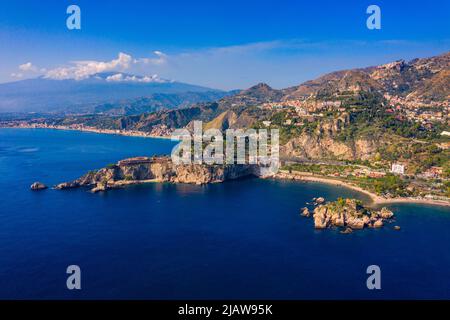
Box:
[30,182,47,191]
[55,156,260,192]
[301,198,396,233]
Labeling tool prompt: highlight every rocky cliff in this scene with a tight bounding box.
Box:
[281,115,381,161]
[55,156,258,192]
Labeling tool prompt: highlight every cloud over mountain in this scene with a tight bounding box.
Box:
[10,51,170,82]
[44,52,133,80]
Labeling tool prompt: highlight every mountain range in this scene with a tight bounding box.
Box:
[283,51,449,101]
[65,51,448,133]
[0,72,231,114]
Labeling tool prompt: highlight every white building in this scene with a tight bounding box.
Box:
[391,163,405,175]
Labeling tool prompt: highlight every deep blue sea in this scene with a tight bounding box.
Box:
[0,128,449,299]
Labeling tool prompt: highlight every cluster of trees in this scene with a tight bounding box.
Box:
[359,174,407,196]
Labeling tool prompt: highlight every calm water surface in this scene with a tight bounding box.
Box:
[0,128,449,299]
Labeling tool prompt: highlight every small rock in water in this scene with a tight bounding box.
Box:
[394,226,401,231]
[30,182,47,191]
[314,197,325,204]
[340,227,353,234]
[373,219,384,228]
[300,207,310,217]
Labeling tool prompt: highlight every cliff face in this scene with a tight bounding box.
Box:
[281,115,380,161]
[56,157,257,191]
[172,163,255,184]
[282,134,378,161]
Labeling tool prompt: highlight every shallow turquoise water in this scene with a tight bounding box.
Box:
[0,128,449,299]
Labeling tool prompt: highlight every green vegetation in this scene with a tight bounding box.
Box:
[283,163,356,175]
[358,174,407,197]
[284,163,413,197]
[444,181,450,197]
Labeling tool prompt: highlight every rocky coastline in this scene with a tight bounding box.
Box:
[55,156,259,192]
[301,198,397,233]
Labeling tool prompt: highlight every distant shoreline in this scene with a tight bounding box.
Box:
[0,124,174,140]
[273,171,450,208]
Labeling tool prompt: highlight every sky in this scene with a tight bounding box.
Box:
[0,0,449,90]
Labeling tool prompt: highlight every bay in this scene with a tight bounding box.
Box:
[0,128,449,299]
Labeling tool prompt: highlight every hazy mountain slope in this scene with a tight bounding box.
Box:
[90,91,233,115]
[0,72,226,113]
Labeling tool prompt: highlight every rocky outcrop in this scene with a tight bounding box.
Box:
[56,156,258,192]
[312,205,330,229]
[314,197,325,204]
[380,207,394,219]
[304,198,395,232]
[30,182,47,191]
[280,116,380,161]
[300,207,310,217]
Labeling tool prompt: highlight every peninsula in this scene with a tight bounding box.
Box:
[55,156,259,192]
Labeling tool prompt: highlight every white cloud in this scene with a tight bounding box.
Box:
[42,52,170,81]
[135,51,168,66]
[11,62,39,78]
[45,52,133,80]
[106,73,166,83]
[105,73,124,82]
[19,62,38,72]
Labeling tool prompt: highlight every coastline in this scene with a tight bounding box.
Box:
[0,124,174,140]
[273,170,450,208]
[3,125,448,208]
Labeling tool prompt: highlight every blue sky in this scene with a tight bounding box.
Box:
[1,0,449,89]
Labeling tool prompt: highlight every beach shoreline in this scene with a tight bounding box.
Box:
[273,171,450,208]
[0,124,174,140]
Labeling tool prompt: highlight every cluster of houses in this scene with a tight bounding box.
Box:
[391,163,445,180]
[384,94,449,126]
[261,99,344,114]
[259,99,348,128]
[328,162,445,181]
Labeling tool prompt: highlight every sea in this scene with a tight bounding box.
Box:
[0,128,449,299]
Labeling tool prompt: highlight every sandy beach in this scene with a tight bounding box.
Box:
[274,170,450,208]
